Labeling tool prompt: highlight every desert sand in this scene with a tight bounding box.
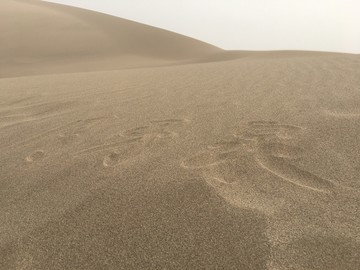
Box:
[1,1,360,269]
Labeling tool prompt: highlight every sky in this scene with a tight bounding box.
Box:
[46,0,360,53]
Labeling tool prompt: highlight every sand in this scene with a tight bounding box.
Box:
[1,1,360,269]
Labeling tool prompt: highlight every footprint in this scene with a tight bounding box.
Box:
[258,142,303,159]
[121,126,177,142]
[192,150,281,213]
[244,122,334,192]
[26,150,45,162]
[72,138,143,169]
[121,126,150,137]
[57,117,108,144]
[74,119,185,168]
[57,133,80,145]
[184,121,333,195]
[255,155,334,193]
[102,151,121,167]
[149,119,189,137]
[204,157,253,184]
[207,139,245,151]
[237,122,303,140]
[155,130,177,139]
[73,137,143,157]
[122,119,188,142]
[181,151,226,169]
[102,143,142,168]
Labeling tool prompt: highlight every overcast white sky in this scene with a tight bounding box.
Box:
[47,0,360,53]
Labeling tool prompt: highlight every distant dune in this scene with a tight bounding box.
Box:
[0,0,220,77]
[1,1,359,270]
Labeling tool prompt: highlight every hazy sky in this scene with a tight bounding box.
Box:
[47,0,360,53]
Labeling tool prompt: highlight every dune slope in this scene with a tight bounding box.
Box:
[0,0,221,77]
[0,1,360,270]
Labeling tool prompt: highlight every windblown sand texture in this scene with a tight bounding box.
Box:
[1,1,360,269]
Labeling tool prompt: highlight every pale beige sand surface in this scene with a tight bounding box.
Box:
[1,1,360,269]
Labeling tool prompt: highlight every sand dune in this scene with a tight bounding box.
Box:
[1,1,360,269]
[0,0,220,77]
